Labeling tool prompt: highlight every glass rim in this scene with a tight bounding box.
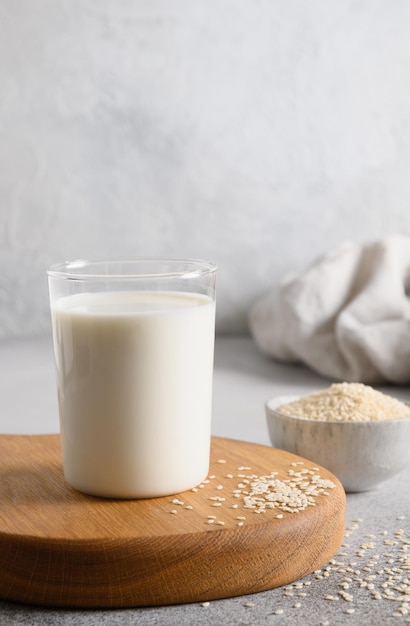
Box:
[47,257,217,281]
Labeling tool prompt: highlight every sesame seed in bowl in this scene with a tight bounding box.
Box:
[265,383,410,493]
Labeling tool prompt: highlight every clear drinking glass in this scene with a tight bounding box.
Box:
[47,258,217,499]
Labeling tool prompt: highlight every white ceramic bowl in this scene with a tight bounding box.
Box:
[265,395,410,493]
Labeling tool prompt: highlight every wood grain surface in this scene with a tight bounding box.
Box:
[0,435,346,608]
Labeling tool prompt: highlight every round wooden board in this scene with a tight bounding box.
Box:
[0,435,346,608]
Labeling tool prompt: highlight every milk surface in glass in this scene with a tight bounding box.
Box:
[51,290,216,498]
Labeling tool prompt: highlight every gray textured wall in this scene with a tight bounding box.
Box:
[1,1,410,337]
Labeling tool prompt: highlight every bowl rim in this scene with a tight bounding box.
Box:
[265,394,410,425]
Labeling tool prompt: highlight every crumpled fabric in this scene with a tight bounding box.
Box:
[249,235,410,384]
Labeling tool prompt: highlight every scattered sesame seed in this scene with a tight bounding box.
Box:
[339,591,353,602]
[164,452,408,625]
[200,601,210,607]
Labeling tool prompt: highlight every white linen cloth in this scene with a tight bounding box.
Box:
[249,235,410,384]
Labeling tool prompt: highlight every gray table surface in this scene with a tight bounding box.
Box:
[0,335,409,626]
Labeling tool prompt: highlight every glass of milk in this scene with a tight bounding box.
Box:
[47,258,217,499]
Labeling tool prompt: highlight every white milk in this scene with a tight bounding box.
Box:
[51,290,216,498]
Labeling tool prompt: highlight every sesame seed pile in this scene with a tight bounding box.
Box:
[242,466,336,515]
[277,382,410,422]
[166,459,336,524]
